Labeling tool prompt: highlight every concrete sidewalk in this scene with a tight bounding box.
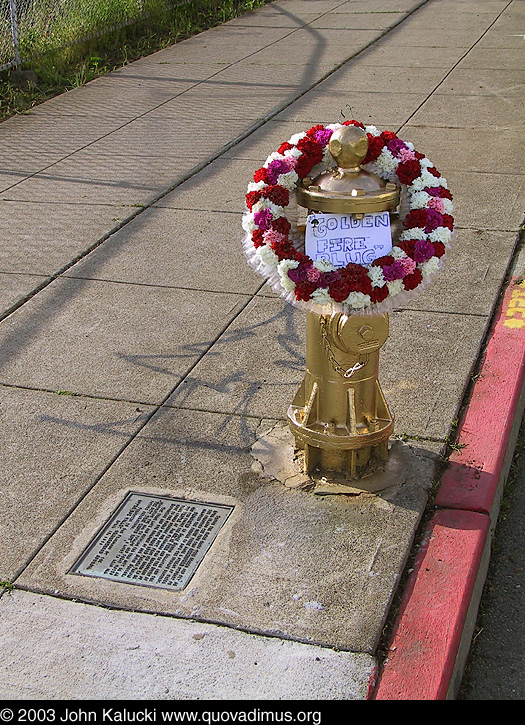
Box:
[0,0,524,700]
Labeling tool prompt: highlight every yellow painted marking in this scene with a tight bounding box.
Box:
[503,283,525,328]
[503,318,525,329]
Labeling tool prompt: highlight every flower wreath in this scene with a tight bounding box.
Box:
[242,120,453,314]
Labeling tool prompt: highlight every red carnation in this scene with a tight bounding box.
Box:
[295,280,317,302]
[252,229,264,248]
[297,140,323,158]
[342,263,372,296]
[270,217,291,235]
[398,239,417,258]
[297,136,323,158]
[363,135,384,165]
[414,151,425,160]
[272,240,295,260]
[263,184,289,207]
[381,130,397,143]
[253,167,268,184]
[294,251,310,266]
[439,188,453,200]
[295,154,316,178]
[403,269,423,291]
[396,159,422,185]
[245,190,262,210]
[295,137,324,177]
[427,166,441,178]
[343,120,365,129]
[433,242,446,258]
[373,255,395,267]
[278,142,292,154]
[329,278,351,303]
[404,209,429,230]
[306,124,325,137]
[370,284,389,304]
[442,214,454,230]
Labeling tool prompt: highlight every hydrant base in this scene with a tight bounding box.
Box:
[251,422,414,495]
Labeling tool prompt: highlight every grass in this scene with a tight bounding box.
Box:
[0,0,269,121]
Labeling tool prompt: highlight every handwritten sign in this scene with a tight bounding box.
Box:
[305,211,392,268]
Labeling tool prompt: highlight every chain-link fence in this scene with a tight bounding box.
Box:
[1,0,160,71]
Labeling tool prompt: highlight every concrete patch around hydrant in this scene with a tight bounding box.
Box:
[251,421,414,495]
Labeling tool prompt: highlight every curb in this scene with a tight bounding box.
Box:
[371,276,525,700]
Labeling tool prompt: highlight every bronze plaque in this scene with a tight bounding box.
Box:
[70,492,233,591]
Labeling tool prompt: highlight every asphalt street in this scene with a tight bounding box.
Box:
[459,416,525,700]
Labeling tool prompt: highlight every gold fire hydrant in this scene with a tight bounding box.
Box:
[287,125,401,484]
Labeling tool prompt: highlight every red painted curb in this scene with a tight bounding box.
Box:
[435,279,525,515]
[371,276,525,700]
[372,509,489,700]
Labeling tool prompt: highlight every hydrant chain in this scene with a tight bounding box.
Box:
[319,316,367,379]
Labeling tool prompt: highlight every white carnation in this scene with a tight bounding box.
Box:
[346,291,371,309]
[365,125,380,137]
[368,265,386,288]
[322,144,334,165]
[277,170,299,190]
[420,256,440,279]
[284,147,302,159]
[410,170,447,191]
[429,227,452,245]
[251,199,266,214]
[311,287,333,306]
[410,191,431,209]
[386,279,404,297]
[399,228,426,241]
[251,198,285,217]
[256,245,279,269]
[314,258,336,273]
[247,181,266,192]
[278,259,299,275]
[375,148,398,173]
[267,200,286,217]
[242,213,256,234]
[366,160,397,182]
[390,246,407,260]
[288,131,307,145]
[443,199,454,214]
[281,275,296,292]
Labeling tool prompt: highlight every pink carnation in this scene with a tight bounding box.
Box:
[306,266,321,283]
[263,229,286,246]
[428,197,446,214]
[399,256,417,275]
[397,147,417,163]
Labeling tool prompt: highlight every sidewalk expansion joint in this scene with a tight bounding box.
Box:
[7,284,264,584]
